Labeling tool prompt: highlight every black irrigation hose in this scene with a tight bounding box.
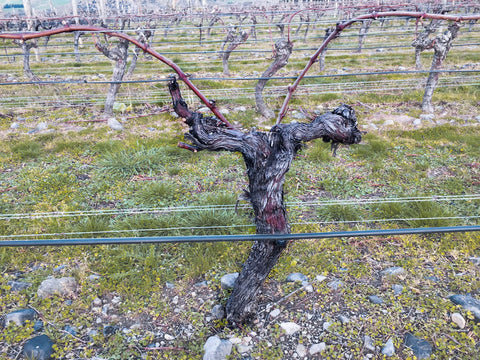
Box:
[1,225,479,247]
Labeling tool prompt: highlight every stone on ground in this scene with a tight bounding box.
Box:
[203,335,232,360]
[449,294,480,321]
[220,273,238,290]
[4,309,36,326]
[23,334,54,360]
[37,277,77,299]
[404,333,432,359]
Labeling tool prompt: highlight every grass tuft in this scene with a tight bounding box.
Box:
[135,181,179,205]
[11,141,43,160]
[96,147,167,178]
[306,139,334,162]
[351,133,390,160]
[317,204,362,223]
[182,209,250,235]
[372,199,455,227]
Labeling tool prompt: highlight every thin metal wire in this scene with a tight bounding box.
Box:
[0,225,479,247]
[2,73,479,108]
[1,194,479,220]
[2,38,479,59]
[1,214,478,241]
[1,69,480,86]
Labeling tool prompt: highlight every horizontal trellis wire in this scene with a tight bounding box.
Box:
[0,226,479,247]
[1,194,478,240]
[1,9,479,246]
[2,194,479,220]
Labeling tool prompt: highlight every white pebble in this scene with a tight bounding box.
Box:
[451,312,466,329]
[309,342,326,355]
[270,308,281,319]
[280,322,301,335]
[296,343,307,357]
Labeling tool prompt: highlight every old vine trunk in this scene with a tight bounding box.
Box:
[13,39,38,80]
[422,22,460,113]
[168,77,362,324]
[221,28,248,76]
[255,39,293,119]
[96,37,129,116]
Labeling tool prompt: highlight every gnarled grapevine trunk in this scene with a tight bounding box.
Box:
[96,37,129,116]
[221,28,249,76]
[411,19,441,70]
[168,77,362,324]
[255,39,293,119]
[422,22,460,113]
[13,39,38,80]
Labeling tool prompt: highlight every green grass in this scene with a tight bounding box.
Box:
[317,204,362,222]
[350,132,391,160]
[135,182,179,205]
[10,140,44,160]
[371,198,455,227]
[305,139,335,162]
[96,147,168,178]
[1,11,480,360]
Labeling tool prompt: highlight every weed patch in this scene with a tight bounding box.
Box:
[11,140,43,160]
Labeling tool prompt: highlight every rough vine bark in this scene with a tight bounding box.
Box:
[168,77,362,324]
[356,19,372,53]
[221,28,248,76]
[254,39,293,119]
[95,36,129,116]
[411,19,441,70]
[126,28,153,77]
[422,22,460,113]
[13,39,38,80]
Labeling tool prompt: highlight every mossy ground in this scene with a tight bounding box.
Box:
[0,11,479,359]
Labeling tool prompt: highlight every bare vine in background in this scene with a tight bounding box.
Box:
[126,25,154,77]
[254,39,293,119]
[422,22,461,113]
[276,11,480,123]
[12,38,38,80]
[412,19,442,70]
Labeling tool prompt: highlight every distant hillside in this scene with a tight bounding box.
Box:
[1,0,71,14]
